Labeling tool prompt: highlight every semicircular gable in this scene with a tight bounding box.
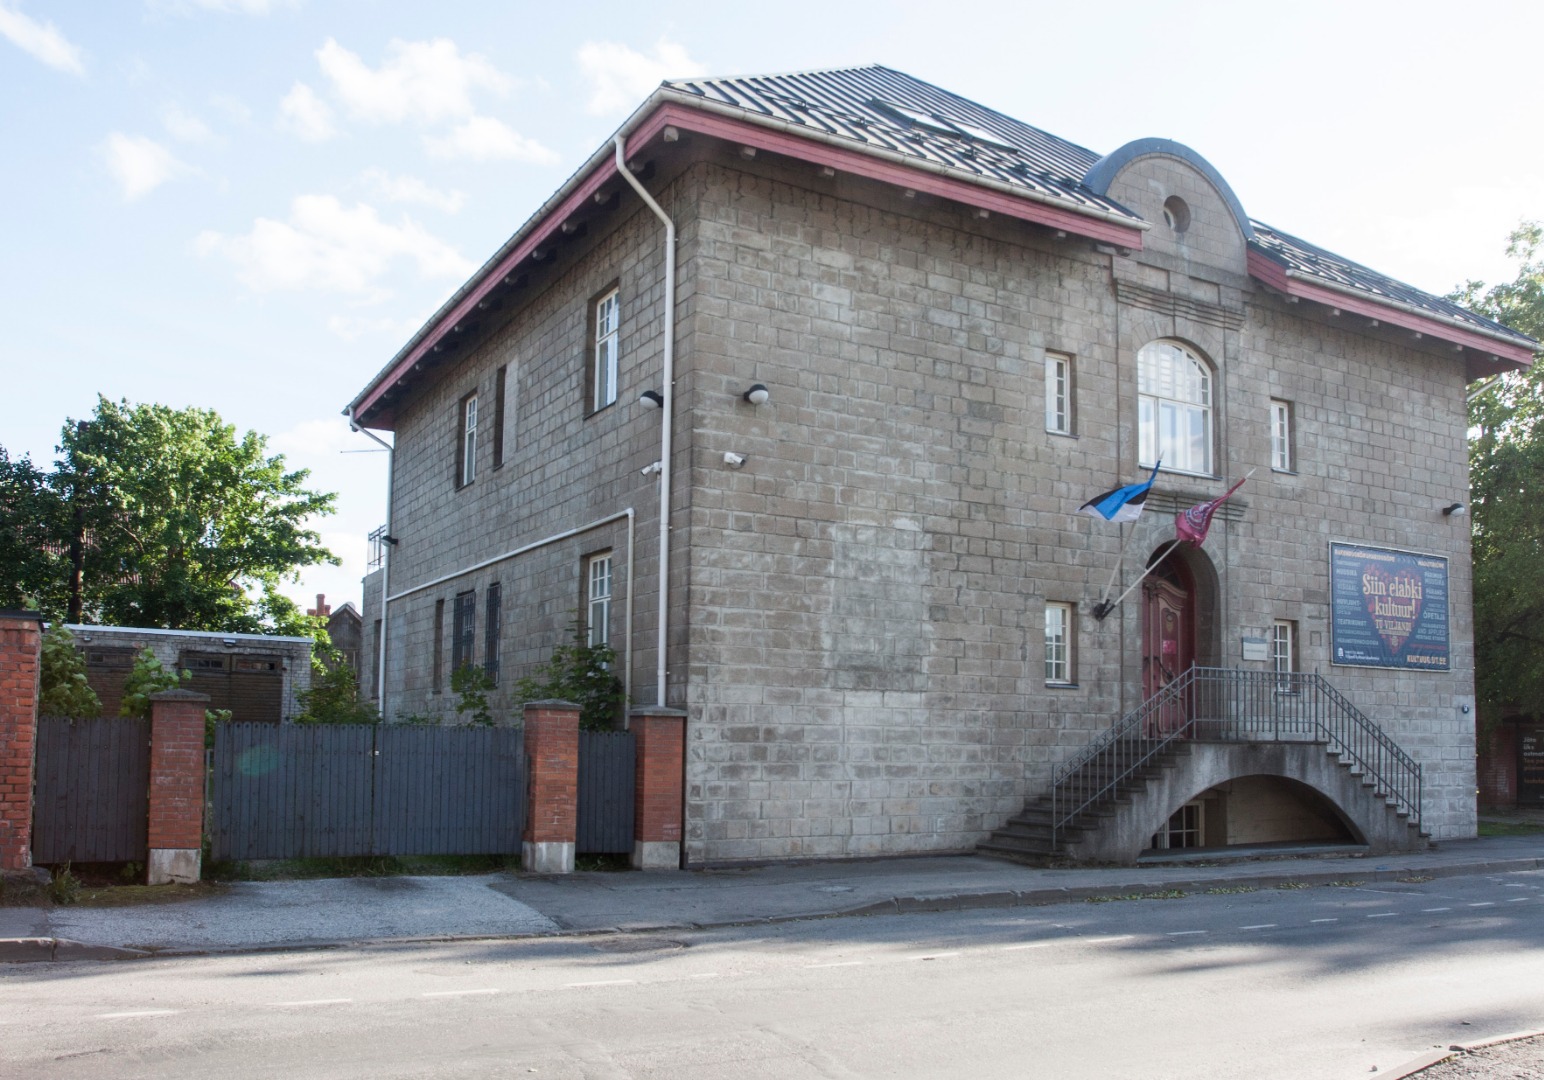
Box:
[1084,138,1254,241]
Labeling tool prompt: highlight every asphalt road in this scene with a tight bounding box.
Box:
[6,870,1543,1079]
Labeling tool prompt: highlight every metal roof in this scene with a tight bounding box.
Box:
[665,65,1534,352]
[664,65,1140,224]
[1248,223,1530,346]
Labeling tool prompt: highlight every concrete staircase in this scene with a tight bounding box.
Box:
[979,740,1187,863]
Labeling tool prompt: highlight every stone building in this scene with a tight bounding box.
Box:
[349,66,1533,865]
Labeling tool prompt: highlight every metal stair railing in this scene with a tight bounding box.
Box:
[1049,667,1423,850]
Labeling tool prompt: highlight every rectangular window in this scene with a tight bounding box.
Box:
[452,591,476,673]
[456,393,478,488]
[484,583,501,683]
[432,599,445,693]
[370,619,382,700]
[592,288,619,412]
[1270,399,1293,472]
[1045,602,1075,685]
[493,365,507,469]
[1045,352,1073,435]
[586,552,613,649]
[1272,619,1298,692]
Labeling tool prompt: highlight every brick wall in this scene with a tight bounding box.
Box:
[523,702,579,846]
[632,707,685,844]
[1478,720,1519,807]
[0,613,42,871]
[147,689,208,853]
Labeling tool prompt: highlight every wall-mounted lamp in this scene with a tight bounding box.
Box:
[723,451,747,469]
[1442,502,1466,517]
[639,390,664,409]
[742,383,771,406]
[222,637,238,647]
[382,534,401,546]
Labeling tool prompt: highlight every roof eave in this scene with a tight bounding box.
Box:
[1247,248,1535,375]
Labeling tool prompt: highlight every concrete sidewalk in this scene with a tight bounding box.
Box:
[4,833,1542,962]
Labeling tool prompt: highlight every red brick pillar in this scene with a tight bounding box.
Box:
[147,689,208,885]
[0,612,43,872]
[630,706,685,870]
[523,700,579,874]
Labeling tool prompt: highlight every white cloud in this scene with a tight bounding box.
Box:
[209,94,252,124]
[359,168,466,213]
[0,4,85,75]
[162,104,213,142]
[149,0,300,13]
[102,133,187,201]
[196,194,474,300]
[326,314,421,342]
[422,115,558,164]
[575,38,703,117]
[277,81,335,142]
[316,36,510,126]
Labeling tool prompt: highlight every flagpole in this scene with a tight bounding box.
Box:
[1097,523,1144,606]
[1097,538,1183,618]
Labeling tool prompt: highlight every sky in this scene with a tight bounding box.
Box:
[3,0,1540,617]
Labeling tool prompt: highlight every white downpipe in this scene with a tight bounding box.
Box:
[614,135,674,709]
[347,413,394,715]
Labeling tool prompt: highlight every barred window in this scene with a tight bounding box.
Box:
[484,583,501,683]
[452,591,476,674]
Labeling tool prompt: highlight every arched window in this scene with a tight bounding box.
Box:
[1138,341,1212,474]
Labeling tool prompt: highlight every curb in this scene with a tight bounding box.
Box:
[3,853,1539,962]
[1383,1026,1544,1079]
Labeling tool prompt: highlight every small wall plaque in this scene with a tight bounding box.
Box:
[1241,636,1269,662]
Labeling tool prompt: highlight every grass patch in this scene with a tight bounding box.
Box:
[1275,882,1309,890]
[1087,889,1187,903]
[73,881,228,907]
[1479,820,1544,837]
[1397,875,1434,884]
[1204,885,1257,895]
[1324,880,1365,888]
[205,853,522,882]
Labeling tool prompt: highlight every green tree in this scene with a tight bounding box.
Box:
[11,396,337,633]
[0,448,67,614]
[451,665,496,726]
[118,647,188,718]
[37,625,102,719]
[1451,222,1544,719]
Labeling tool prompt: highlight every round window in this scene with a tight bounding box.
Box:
[1162,196,1191,234]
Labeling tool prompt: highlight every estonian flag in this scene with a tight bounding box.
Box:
[1077,462,1160,523]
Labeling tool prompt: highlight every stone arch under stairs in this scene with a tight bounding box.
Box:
[1060,741,1429,865]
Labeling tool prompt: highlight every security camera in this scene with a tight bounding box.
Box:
[723,452,747,469]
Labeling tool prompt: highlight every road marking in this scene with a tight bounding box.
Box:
[1366,913,1397,918]
[1240,924,1277,930]
[906,952,960,962]
[1508,898,1530,903]
[565,980,635,988]
[422,989,499,998]
[1080,935,1134,945]
[1468,902,1496,908]
[96,1010,179,1019]
[274,998,352,1007]
[1422,907,1451,913]
[1003,942,1054,951]
[804,961,863,968]
[1167,931,1206,937]
[1311,918,1338,924]
[687,972,721,978]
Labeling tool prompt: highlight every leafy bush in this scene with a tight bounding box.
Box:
[118,648,188,718]
[450,665,496,726]
[38,625,101,718]
[295,652,379,725]
[513,625,625,731]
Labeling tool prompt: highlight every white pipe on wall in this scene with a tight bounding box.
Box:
[613,134,676,709]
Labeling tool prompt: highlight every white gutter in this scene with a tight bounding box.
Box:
[386,509,637,706]
[614,135,675,709]
[348,412,394,713]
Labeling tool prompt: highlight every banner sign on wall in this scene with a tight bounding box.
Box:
[1330,543,1449,670]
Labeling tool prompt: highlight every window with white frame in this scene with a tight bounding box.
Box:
[1045,602,1075,685]
[458,393,478,488]
[592,288,619,412]
[586,552,613,650]
[1272,619,1297,691]
[1270,399,1293,472]
[1138,340,1212,475]
[1045,351,1073,435]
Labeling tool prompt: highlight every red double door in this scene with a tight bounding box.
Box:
[1142,553,1195,736]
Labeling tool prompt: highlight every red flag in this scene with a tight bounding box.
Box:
[1176,476,1247,546]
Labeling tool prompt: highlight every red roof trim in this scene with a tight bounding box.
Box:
[354,103,1151,421]
[1248,249,1534,372]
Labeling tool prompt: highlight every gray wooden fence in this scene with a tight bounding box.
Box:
[577,730,635,855]
[208,723,527,861]
[33,716,150,864]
